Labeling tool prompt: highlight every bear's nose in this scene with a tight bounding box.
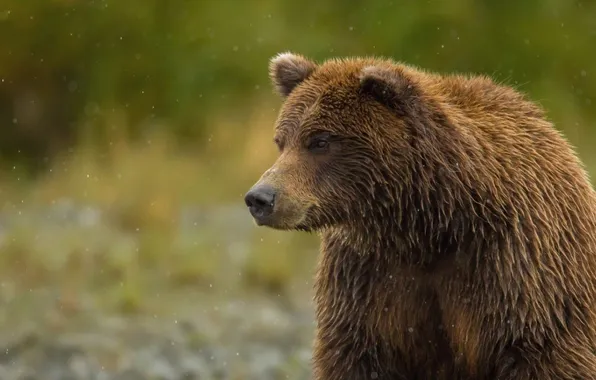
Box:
[244,184,276,221]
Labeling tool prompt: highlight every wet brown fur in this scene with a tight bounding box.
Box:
[249,52,596,379]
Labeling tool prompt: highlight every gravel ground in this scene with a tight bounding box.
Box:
[0,200,317,379]
[0,290,315,380]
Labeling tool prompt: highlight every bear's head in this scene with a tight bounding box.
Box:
[245,52,453,235]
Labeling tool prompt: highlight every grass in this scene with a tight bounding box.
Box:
[0,102,319,315]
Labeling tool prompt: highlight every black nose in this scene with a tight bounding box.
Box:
[244,184,276,220]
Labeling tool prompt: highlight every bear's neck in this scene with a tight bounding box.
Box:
[317,185,492,279]
[319,223,430,269]
[321,211,459,270]
[314,226,424,330]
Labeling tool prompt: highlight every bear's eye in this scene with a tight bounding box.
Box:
[273,136,285,152]
[307,134,331,153]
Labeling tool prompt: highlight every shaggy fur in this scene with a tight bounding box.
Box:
[245,52,596,379]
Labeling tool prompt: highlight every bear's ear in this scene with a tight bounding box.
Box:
[269,52,317,98]
[359,65,421,116]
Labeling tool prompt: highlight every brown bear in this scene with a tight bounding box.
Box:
[244,52,596,379]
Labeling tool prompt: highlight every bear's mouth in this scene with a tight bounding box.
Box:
[246,194,319,231]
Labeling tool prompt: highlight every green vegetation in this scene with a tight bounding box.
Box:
[0,0,594,312]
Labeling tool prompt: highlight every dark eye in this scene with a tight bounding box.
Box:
[307,135,330,153]
[273,137,284,151]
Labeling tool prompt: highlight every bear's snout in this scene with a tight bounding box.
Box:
[244,183,276,224]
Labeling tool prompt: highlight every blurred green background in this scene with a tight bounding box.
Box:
[0,1,594,379]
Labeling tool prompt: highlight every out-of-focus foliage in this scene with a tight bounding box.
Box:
[0,0,595,172]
